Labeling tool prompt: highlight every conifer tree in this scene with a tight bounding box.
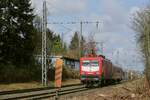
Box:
[69,32,79,50]
[69,32,86,58]
[0,0,36,65]
[51,34,63,55]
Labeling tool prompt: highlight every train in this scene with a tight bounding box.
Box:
[80,55,124,86]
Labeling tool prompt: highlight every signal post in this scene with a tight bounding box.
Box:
[55,59,63,88]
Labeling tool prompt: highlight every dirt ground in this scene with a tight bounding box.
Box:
[60,78,150,100]
[0,79,80,92]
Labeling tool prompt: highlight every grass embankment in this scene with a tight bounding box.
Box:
[0,79,80,92]
[0,66,80,92]
[109,78,150,100]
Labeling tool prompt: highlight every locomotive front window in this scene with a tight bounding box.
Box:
[82,60,90,66]
[91,60,99,66]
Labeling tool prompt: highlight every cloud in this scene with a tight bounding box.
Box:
[99,0,128,24]
[31,0,87,15]
[58,0,87,13]
[130,6,140,15]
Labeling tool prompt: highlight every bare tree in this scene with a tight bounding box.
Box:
[132,6,150,85]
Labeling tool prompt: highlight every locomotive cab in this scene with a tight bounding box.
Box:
[80,57,102,84]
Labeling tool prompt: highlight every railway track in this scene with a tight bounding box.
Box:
[0,84,87,100]
[0,80,133,100]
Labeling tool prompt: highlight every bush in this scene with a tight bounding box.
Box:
[62,66,79,80]
[0,63,79,83]
[0,63,41,83]
[46,65,79,81]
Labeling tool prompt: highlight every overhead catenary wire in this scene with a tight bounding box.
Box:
[47,21,101,57]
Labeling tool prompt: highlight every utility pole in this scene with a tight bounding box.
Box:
[42,0,47,86]
[79,21,83,57]
[100,42,104,55]
[116,50,119,65]
[61,32,64,47]
[96,21,99,30]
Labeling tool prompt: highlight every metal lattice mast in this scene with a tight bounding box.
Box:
[79,21,83,57]
[42,0,47,86]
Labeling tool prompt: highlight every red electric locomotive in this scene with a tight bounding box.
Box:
[80,54,123,86]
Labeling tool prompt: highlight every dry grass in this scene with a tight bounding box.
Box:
[110,78,150,100]
[62,79,80,86]
[0,79,80,92]
[0,82,43,92]
[59,78,150,100]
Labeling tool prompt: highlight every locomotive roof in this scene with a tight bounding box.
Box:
[98,55,105,58]
[99,55,111,62]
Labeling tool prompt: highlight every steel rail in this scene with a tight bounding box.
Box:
[26,86,88,99]
[0,83,81,95]
[0,84,83,100]
[0,80,133,100]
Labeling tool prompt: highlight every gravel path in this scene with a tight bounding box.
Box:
[58,79,150,100]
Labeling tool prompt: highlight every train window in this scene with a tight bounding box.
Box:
[82,60,90,66]
[91,60,99,66]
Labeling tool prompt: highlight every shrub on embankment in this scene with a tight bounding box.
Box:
[47,65,79,81]
[0,63,79,83]
[62,66,79,80]
[0,63,41,83]
[132,5,150,86]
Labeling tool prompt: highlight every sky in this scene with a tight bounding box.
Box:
[31,0,149,72]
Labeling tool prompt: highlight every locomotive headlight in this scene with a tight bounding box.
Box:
[96,72,99,75]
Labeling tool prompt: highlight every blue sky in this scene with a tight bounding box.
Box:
[31,0,149,71]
